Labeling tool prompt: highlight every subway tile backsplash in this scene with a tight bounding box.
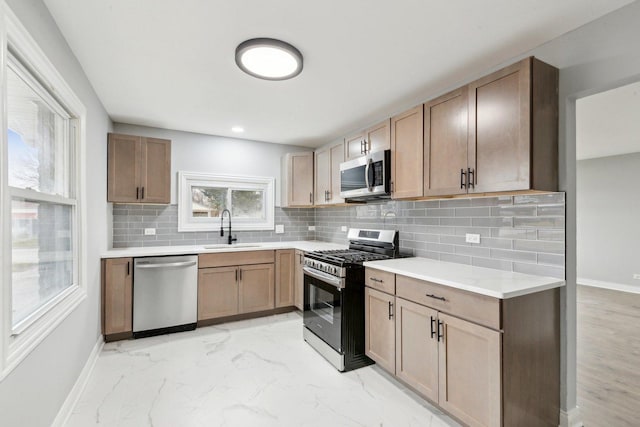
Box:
[314,193,566,279]
[112,192,565,279]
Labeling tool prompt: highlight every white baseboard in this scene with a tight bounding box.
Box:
[577,278,640,294]
[559,407,583,427]
[51,335,104,427]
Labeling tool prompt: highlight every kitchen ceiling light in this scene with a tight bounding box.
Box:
[235,38,303,81]
[231,126,244,133]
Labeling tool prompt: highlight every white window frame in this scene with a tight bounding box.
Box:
[178,171,275,232]
[0,3,87,379]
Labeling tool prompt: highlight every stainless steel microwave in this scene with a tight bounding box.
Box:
[339,149,391,201]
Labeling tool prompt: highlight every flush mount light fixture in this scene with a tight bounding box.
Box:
[231,126,244,133]
[235,38,303,81]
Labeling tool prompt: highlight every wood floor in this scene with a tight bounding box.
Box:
[576,285,640,426]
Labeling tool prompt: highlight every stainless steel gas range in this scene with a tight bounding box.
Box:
[302,228,399,372]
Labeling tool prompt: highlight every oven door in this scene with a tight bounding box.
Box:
[303,267,343,352]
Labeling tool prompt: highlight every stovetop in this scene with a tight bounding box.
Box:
[307,249,393,265]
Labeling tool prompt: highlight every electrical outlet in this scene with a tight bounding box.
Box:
[308,225,316,231]
[275,224,284,234]
[465,233,480,244]
[633,274,640,280]
[341,226,348,232]
[144,228,156,236]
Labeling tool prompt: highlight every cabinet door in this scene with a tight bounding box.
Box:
[275,250,295,308]
[198,266,239,320]
[239,263,275,314]
[103,258,133,335]
[468,58,531,193]
[424,88,469,196]
[314,147,331,205]
[294,250,304,310]
[287,152,314,206]
[345,132,366,160]
[438,313,501,427]
[366,119,391,154]
[140,137,171,203]
[365,287,396,373]
[391,106,423,199]
[395,298,439,402]
[107,134,141,203]
[329,143,344,204]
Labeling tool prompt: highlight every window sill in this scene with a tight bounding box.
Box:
[1,286,86,381]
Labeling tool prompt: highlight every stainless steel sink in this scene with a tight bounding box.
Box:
[202,243,262,249]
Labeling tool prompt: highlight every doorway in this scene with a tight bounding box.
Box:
[575,81,640,426]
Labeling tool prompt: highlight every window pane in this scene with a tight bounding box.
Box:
[232,189,264,218]
[7,66,69,196]
[12,199,74,327]
[191,186,227,217]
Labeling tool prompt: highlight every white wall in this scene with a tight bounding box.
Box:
[112,123,311,206]
[0,1,112,426]
[577,153,640,290]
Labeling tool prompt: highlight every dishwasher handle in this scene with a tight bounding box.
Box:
[136,260,197,269]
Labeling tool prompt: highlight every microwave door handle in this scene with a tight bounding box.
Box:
[365,157,374,191]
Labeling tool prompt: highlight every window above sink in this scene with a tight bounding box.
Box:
[177,171,274,232]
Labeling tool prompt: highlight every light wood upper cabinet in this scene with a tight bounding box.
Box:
[198,266,239,320]
[424,88,469,197]
[107,133,171,203]
[438,312,501,427]
[391,106,423,199]
[281,152,314,207]
[294,250,304,310]
[365,287,396,373]
[102,258,133,337]
[275,249,295,308]
[467,57,558,194]
[315,142,345,205]
[345,119,391,161]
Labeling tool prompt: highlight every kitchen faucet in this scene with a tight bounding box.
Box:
[220,209,237,245]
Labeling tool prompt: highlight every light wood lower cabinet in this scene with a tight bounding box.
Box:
[364,287,396,373]
[365,268,559,427]
[239,263,275,313]
[275,249,295,308]
[395,297,438,402]
[102,258,133,337]
[198,266,239,320]
[294,250,305,310]
[438,312,501,427]
[197,251,276,322]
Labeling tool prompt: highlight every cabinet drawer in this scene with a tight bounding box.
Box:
[365,268,396,294]
[396,275,500,329]
[199,250,275,268]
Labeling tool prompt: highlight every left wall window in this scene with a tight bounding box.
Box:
[1,4,87,376]
[7,58,77,330]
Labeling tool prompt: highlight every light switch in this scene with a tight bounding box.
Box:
[144,228,156,236]
[308,225,316,231]
[275,224,284,234]
[341,226,348,232]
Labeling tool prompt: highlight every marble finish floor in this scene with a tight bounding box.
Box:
[67,312,458,426]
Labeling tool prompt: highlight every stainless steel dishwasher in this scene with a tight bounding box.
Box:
[133,255,198,338]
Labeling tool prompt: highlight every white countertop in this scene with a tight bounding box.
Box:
[101,240,347,258]
[363,257,564,299]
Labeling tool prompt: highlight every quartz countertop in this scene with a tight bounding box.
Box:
[101,240,347,259]
[363,257,564,299]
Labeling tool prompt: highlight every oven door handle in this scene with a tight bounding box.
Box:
[303,266,345,289]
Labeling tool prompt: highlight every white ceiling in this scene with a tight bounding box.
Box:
[576,80,640,160]
[43,0,634,148]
